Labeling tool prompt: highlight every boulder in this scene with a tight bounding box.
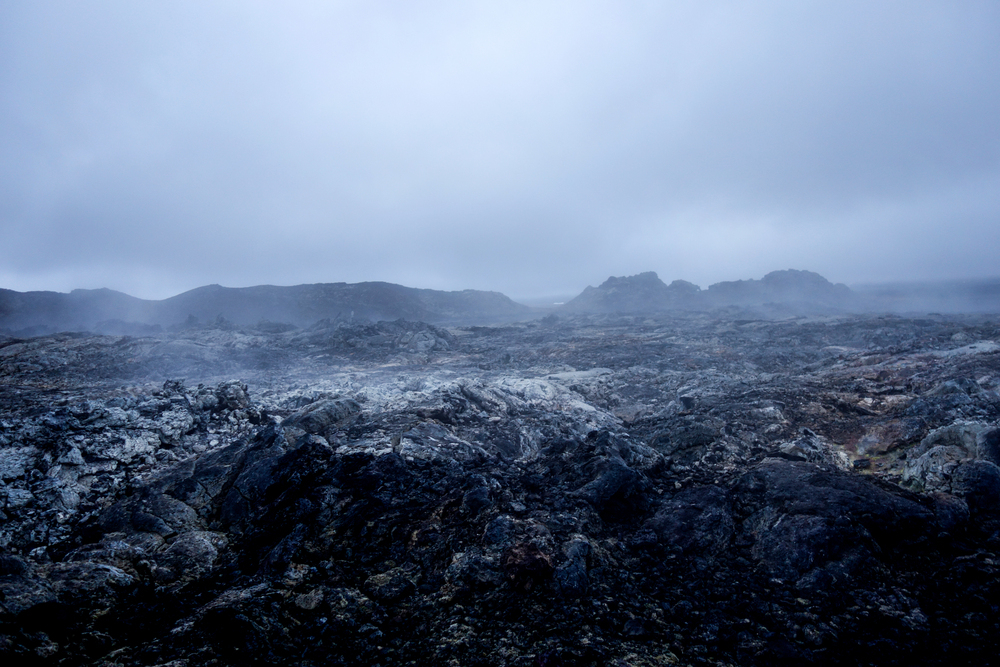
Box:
[282,397,361,441]
[732,459,937,585]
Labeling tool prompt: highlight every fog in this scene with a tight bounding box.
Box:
[1,1,998,301]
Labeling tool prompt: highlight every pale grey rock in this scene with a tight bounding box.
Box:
[777,430,851,470]
[397,422,491,463]
[108,431,160,463]
[57,446,85,466]
[282,397,361,442]
[902,422,994,492]
[4,487,35,508]
[157,410,196,446]
[0,447,36,481]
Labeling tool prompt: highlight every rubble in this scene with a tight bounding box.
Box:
[1,311,1000,665]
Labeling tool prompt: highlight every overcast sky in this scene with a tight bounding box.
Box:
[2,1,999,301]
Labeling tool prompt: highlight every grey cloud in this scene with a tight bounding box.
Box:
[1,1,999,300]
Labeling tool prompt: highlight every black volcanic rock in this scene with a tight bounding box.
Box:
[5,302,1000,664]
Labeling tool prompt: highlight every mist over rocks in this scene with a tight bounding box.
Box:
[0,288,153,337]
[4,0,1000,659]
[705,269,855,312]
[3,307,1000,664]
[853,278,1000,315]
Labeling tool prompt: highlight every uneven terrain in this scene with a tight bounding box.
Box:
[2,312,1000,665]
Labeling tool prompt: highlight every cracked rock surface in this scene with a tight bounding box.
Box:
[2,312,1000,665]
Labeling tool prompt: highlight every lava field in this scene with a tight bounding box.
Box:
[2,312,1000,666]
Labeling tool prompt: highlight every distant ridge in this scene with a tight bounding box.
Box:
[0,282,533,335]
[563,269,1000,316]
[565,269,857,315]
[852,278,1000,314]
[563,272,700,313]
[6,271,1000,336]
[704,269,854,310]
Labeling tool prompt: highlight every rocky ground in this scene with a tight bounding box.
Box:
[1,313,1000,666]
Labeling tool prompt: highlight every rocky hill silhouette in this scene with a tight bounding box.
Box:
[563,271,701,312]
[5,271,1000,336]
[0,282,533,334]
[564,269,856,314]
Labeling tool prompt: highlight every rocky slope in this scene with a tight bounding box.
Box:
[1,312,1000,665]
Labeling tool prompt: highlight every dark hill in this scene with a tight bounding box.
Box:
[705,269,856,311]
[563,269,858,315]
[563,272,701,313]
[157,283,532,327]
[0,282,533,334]
[0,288,154,335]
